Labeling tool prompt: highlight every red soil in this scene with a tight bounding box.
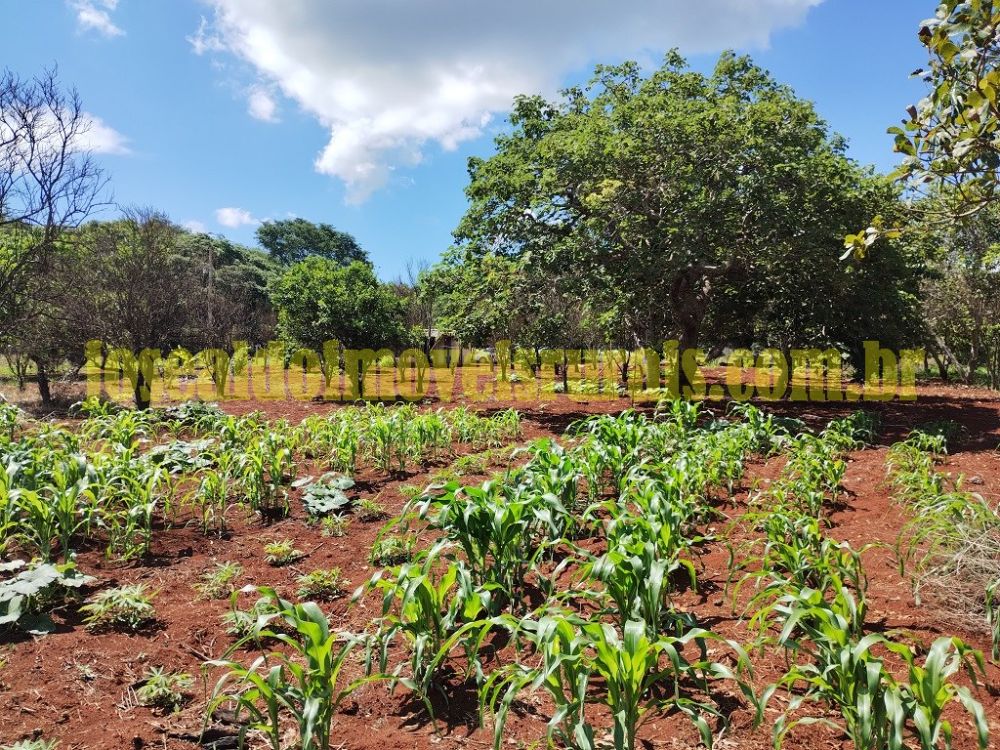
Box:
[1,385,999,750]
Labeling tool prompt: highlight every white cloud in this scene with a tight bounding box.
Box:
[183,220,208,233]
[193,0,822,203]
[188,16,226,55]
[69,0,124,38]
[215,207,259,228]
[247,86,279,122]
[79,113,130,155]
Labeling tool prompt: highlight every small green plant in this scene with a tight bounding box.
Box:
[263,539,304,566]
[80,584,156,632]
[319,515,350,538]
[1,740,59,750]
[296,568,345,600]
[293,473,355,517]
[369,534,414,566]
[221,595,282,640]
[912,420,967,449]
[356,497,388,522]
[987,578,999,661]
[0,560,94,635]
[398,484,424,500]
[206,588,367,750]
[193,562,243,600]
[136,667,193,711]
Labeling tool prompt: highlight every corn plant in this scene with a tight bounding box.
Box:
[411,480,557,613]
[584,531,696,636]
[360,546,489,702]
[766,607,989,750]
[733,512,870,628]
[188,451,238,536]
[205,588,370,750]
[483,614,753,750]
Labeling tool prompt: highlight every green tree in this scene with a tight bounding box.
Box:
[256,218,367,266]
[455,52,905,378]
[269,257,411,356]
[892,0,1000,219]
[175,232,278,348]
[914,200,1000,385]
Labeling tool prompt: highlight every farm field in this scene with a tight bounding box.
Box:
[1,388,998,750]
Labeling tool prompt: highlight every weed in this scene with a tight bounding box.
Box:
[356,497,388,522]
[369,534,415,566]
[319,514,350,538]
[81,584,156,632]
[296,568,345,600]
[136,667,192,711]
[193,562,243,600]
[263,540,304,566]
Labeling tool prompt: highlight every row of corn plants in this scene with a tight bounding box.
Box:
[887,431,1000,659]
[733,413,991,749]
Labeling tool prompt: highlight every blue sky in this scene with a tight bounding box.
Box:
[6,1,929,279]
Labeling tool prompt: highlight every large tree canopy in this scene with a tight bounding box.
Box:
[454,52,914,365]
[269,257,411,355]
[256,218,367,266]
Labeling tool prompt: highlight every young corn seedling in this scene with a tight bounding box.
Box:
[206,588,370,750]
[483,613,754,750]
[766,612,990,750]
[359,546,489,704]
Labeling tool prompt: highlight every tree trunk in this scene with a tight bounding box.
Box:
[134,368,151,410]
[931,350,950,382]
[677,321,700,396]
[35,362,52,406]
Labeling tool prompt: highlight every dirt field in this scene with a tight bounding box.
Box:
[1,385,999,750]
